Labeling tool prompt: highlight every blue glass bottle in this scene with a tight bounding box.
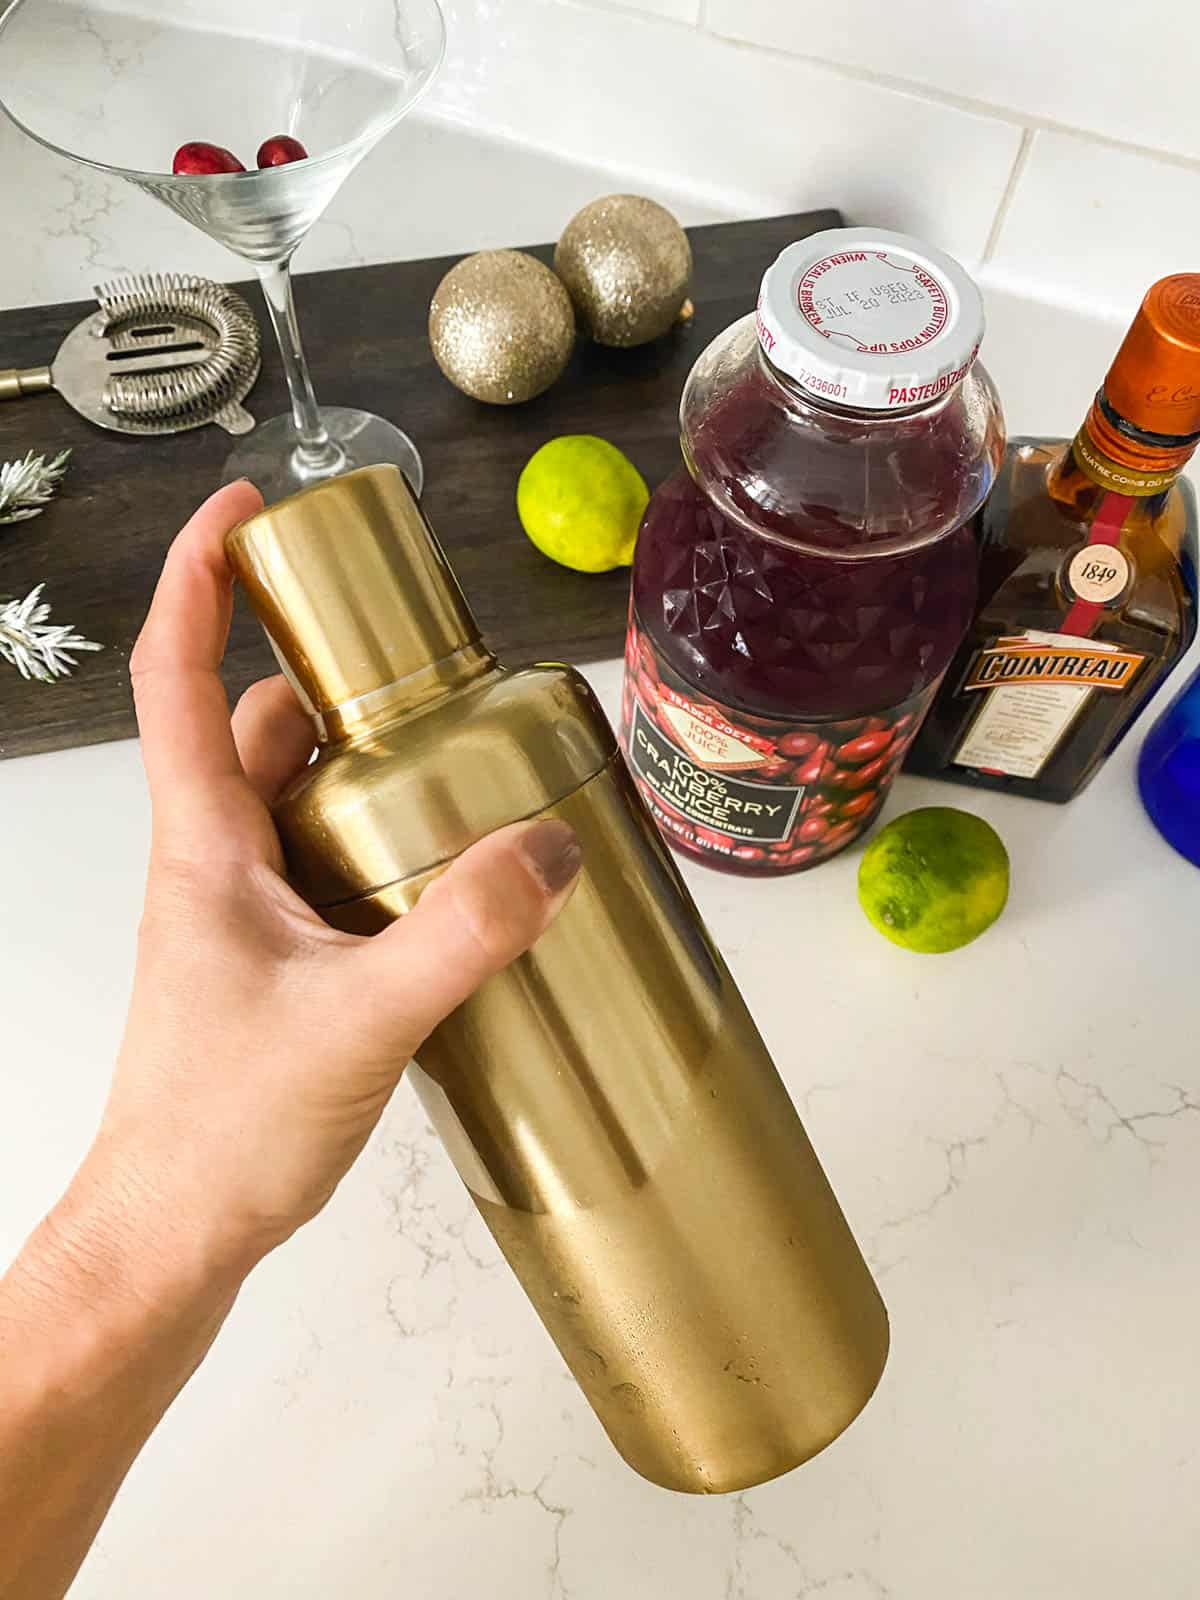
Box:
[1139,664,1200,866]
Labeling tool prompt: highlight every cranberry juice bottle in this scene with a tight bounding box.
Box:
[619,228,1006,874]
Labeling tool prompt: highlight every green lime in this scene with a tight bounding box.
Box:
[517,435,649,573]
[857,806,1009,954]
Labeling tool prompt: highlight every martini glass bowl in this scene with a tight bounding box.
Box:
[0,0,446,499]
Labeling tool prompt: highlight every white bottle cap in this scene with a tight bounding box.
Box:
[755,227,984,412]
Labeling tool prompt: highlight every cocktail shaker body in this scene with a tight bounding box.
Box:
[227,466,888,1493]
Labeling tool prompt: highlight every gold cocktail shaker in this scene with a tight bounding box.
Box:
[227,465,888,1493]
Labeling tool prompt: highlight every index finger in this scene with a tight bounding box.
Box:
[130,479,265,838]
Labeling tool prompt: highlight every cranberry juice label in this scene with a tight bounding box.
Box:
[621,618,935,871]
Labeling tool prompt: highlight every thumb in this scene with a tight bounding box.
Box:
[341,818,582,1058]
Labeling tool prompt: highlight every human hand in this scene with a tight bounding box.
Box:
[0,480,580,1600]
[81,479,582,1292]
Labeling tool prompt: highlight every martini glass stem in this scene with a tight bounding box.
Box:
[255,258,344,476]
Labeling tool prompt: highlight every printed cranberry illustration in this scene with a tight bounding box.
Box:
[257,134,309,167]
[793,748,829,785]
[778,729,822,759]
[880,746,908,775]
[731,844,767,863]
[798,814,830,842]
[834,729,893,766]
[838,791,880,819]
[807,796,837,816]
[755,756,793,781]
[173,141,245,174]
[819,820,861,852]
[782,845,817,867]
[838,754,889,792]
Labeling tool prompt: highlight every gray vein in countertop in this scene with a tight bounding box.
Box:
[46,166,123,276]
[458,1379,581,1599]
[1054,1069,1200,1159]
[727,1492,890,1600]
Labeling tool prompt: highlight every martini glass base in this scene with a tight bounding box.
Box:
[221,406,424,503]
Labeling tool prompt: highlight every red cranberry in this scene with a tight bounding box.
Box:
[807,796,837,816]
[835,730,893,766]
[173,141,245,175]
[756,756,794,781]
[731,844,766,862]
[820,820,861,852]
[778,729,821,759]
[838,791,880,819]
[798,814,830,842]
[257,134,309,167]
[839,755,890,792]
[783,846,817,866]
[794,754,825,786]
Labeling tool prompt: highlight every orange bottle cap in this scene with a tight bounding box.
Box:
[1104,274,1200,439]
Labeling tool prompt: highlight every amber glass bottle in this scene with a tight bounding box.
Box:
[907,275,1200,802]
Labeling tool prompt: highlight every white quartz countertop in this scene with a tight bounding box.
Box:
[2,122,1198,1600]
[4,653,1198,1599]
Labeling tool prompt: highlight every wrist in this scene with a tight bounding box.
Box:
[5,1145,246,1414]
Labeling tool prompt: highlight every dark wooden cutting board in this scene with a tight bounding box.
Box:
[0,207,839,761]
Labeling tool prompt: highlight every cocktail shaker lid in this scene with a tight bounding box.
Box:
[226,465,480,717]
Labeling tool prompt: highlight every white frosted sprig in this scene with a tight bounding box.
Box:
[0,585,102,682]
[0,448,71,525]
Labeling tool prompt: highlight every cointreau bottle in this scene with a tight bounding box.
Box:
[907,274,1200,801]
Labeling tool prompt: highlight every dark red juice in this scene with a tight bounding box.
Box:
[619,228,1005,874]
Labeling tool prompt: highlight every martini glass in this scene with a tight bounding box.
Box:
[0,0,445,500]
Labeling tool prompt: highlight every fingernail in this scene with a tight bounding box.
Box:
[521,819,582,894]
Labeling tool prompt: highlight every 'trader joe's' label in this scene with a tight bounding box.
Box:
[628,702,804,846]
[620,617,936,872]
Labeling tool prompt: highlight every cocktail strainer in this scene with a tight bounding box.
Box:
[0,273,260,435]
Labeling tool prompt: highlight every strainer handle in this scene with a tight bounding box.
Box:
[0,366,53,400]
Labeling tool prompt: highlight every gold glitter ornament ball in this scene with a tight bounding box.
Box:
[555,195,693,348]
[429,249,576,405]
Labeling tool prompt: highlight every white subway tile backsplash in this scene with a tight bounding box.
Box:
[979,287,1124,439]
[983,132,1200,322]
[315,117,726,268]
[432,0,1022,266]
[707,0,1200,165]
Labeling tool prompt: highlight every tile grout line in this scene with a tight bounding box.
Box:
[981,128,1035,265]
[705,31,1200,176]
[553,1,1200,180]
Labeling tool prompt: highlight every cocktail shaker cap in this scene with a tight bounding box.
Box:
[227,463,616,906]
[226,465,480,717]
